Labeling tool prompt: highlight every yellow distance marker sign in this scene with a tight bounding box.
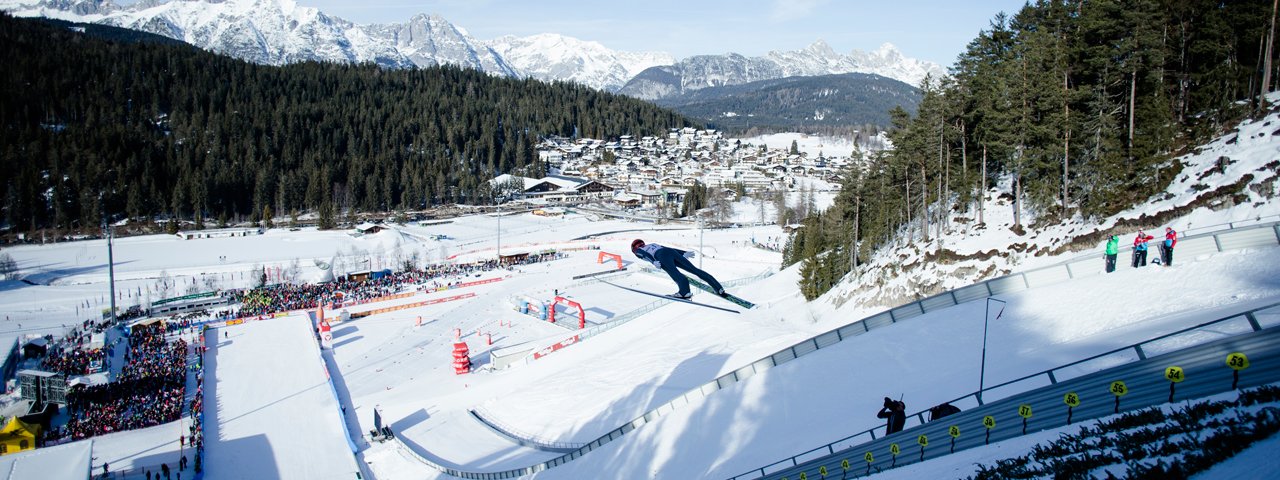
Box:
[1165,366,1185,383]
[1064,392,1081,407]
[948,425,961,438]
[1227,352,1249,370]
[1109,380,1129,397]
[889,443,901,456]
[1018,404,1033,418]
[864,452,874,463]
[917,434,928,447]
[982,415,996,429]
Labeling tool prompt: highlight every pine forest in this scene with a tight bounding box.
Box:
[785,0,1279,299]
[0,14,694,234]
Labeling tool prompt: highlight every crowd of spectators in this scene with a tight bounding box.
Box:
[38,318,115,376]
[187,338,206,474]
[46,323,188,442]
[230,252,564,317]
[119,326,188,383]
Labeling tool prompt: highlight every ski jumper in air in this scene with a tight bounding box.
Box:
[631,239,726,300]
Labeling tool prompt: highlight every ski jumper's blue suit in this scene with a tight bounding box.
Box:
[633,243,725,296]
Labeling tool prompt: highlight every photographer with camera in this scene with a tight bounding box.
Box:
[877,396,906,435]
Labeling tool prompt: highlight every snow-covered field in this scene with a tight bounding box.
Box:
[1,110,1279,479]
[2,204,1275,479]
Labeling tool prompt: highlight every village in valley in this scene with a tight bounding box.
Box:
[506,129,859,216]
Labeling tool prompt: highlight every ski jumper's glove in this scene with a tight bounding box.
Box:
[683,251,696,259]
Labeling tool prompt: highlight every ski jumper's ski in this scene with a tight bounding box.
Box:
[682,275,756,309]
[600,280,740,314]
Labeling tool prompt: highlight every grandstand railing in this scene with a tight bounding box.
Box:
[391,222,1280,479]
[726,299,1280,480]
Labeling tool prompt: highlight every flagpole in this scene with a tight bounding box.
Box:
[978,297,1006,405]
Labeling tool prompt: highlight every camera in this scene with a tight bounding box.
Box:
[883,397,893,408]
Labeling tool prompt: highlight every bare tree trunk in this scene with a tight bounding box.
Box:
[940,122,949,233]
[1013,167,1022,229]
[1264,0,1279,101]
[921,163,929,243]
[960,121,968,195]
[851,195,860,272]
[1128,68,1137,161]
[1063,69,1071,215]
[905,165,911,240]
[944,142,951,233]
[979,146,986,226]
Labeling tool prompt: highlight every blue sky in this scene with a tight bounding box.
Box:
[291,0,1029,66]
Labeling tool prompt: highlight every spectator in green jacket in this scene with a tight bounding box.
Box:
[1104,235,1120,273]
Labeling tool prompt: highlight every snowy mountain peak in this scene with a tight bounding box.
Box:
[485,33,673,91]
[621,39,944,100]
[1,1,942,94]
[804,39,837,58]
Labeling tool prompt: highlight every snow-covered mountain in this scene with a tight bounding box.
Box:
[0,1,944,96]
[0,0,654,89]
[363,13,516,76]
[770,40,942,87]
[484,33,673,92]
[1,0,415,67]
[619,40,946,100]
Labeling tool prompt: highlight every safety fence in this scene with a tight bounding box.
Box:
[390,222,1279,479]
[732,299,1280,478]
[859,221,1279,329]
[1179,213,1280,237]
[469,408,584,453]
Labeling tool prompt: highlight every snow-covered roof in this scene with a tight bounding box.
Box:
[0,439,92,480]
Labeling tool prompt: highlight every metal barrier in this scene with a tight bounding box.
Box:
[889,222,1280,324]
[469,408,584,452]
[391,222,1280,478]
[746,305,1280,480]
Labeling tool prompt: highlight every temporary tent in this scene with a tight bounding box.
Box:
[0,417,39,455]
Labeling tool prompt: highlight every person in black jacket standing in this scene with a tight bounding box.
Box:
[878,397,907,435]
[631,239,727,300]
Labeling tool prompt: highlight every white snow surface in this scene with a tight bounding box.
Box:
[1,104,1280,480]
[204,316,360,480]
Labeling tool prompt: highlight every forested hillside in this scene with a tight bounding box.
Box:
[0,14,694,233]
[658,72,920,135]
[785,0,1278,299]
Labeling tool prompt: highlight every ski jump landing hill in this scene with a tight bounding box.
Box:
[382,221,1280,479]
[204,316,361,480]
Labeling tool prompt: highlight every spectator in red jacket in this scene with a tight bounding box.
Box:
[1132,230,1155,268]
[1161,227,1177,266]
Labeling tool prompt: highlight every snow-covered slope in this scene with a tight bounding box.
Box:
[2,0,414,67]
[820,99,1280,313]
[1,102,1277,479]
[484,33,673,92]
[619,40,945,100]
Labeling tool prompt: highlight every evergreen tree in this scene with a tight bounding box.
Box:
[0,14,697,233]
[781,0,1279,300]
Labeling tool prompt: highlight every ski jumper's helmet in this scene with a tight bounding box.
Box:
[631,239,645,252]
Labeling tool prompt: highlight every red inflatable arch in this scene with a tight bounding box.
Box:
[597,251,623,269]
[549,296,586,329]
